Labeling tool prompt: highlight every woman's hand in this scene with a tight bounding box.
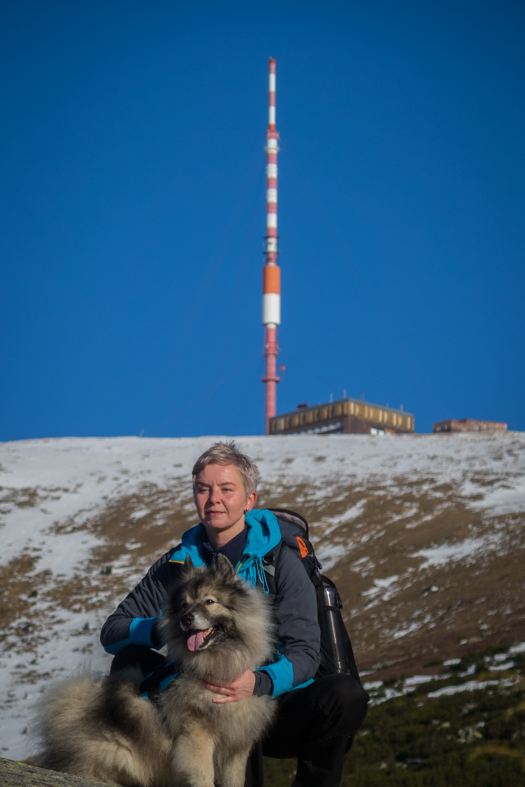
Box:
[202,669,256,703]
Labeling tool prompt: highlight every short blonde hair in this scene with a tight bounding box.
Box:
[192,441,259,495]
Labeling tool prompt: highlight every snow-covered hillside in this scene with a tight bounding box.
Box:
[1,433,524,759]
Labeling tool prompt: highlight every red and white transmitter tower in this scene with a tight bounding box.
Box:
[262,57,281,434]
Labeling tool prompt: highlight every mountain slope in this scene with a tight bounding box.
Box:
[1,432,524,759]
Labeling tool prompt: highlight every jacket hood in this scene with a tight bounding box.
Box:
[171,509,281,569]
[243,508,282,555]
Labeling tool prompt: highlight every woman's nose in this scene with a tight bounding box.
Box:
[208,487,221,503]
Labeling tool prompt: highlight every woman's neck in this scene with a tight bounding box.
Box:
[204,516,246,550]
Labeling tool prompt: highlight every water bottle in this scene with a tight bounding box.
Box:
[316,583,349,675]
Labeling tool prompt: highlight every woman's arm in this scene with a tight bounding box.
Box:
[100,549,175,654]
[255,546,321,697]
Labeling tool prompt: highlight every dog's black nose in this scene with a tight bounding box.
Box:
[182,613,194,627]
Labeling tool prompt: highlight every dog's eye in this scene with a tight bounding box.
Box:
[204,598,215,606]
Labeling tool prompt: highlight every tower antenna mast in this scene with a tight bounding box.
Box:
[262,57,281,434]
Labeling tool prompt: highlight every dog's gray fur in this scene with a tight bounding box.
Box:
[35,555,276,787]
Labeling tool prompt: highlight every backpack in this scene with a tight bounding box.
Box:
[263,508,361,684]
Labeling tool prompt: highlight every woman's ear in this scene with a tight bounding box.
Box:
[244,490,257,513]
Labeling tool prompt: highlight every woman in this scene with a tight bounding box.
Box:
[101,441,368,786]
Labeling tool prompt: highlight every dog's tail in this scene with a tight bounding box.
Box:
[34,669,107,771]
[33,667,167,786]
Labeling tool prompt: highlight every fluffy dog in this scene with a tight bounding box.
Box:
[35,555,276,787]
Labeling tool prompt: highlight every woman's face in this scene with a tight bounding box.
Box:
[193,463,257,541]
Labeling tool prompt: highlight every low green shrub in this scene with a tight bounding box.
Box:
[263,646,525,786]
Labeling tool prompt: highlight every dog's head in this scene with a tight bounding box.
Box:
[175,555,244,653]
[162,555,274,678]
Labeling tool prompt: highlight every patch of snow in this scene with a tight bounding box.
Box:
[463,477,525,516]
[412,536,500,568]
[317,500,367,537]
[36,530,103,578]
[0,611,112,758]
[489,661,515,671]
[375,575,399,589]
[363,680,383,691]
[428,678,514,698]
[404,675,439,686]
[129,509,150,521]
[315,540,352,572]
[362,575,400,601]
[365,672,450,706]
[392,621,422,640]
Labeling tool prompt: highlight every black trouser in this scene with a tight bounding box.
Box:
[255,674,369,787]
[111,646,369,787]
[110,643,166,676]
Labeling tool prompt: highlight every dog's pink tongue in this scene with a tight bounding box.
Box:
[187,630,206,652]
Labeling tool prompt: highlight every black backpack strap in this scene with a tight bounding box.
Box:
[139,659,180,701]
[262,542,282,596]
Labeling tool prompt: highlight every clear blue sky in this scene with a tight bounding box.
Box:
[1,0,524,440]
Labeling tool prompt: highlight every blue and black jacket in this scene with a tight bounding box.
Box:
[100,509,321,698]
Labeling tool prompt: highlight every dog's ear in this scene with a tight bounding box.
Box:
[181,555,194,579]
[214,554,236,583]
